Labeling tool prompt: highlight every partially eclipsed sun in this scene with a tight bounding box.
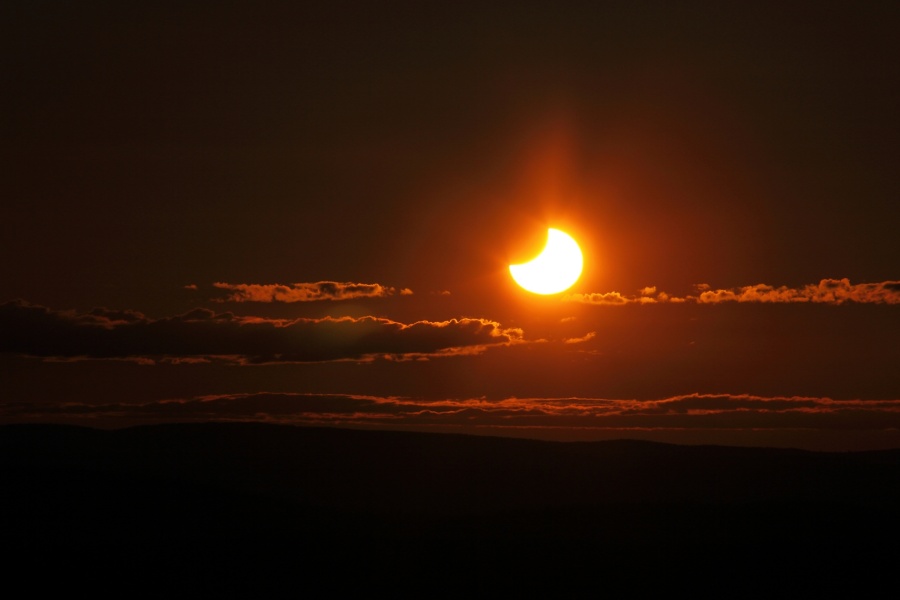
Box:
[510,228,583,295]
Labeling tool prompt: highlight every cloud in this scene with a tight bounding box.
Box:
[694,279,900,304]
[563,332,596,344]
[567,279,900,306]
[212,281,402,302]
[0,300,523,364]
[566,291,631,306]
[8,392,900,450]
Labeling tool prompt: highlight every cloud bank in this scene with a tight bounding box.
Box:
[6,392,900,451]
[567,278,900,305]
[212,281,402,302]
[0,300,522,364]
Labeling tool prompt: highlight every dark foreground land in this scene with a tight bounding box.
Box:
[3,423,900,594]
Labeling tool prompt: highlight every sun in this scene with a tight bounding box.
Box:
[509,228,583,294]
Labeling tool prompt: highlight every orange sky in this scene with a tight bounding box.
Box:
[2,2,899,450]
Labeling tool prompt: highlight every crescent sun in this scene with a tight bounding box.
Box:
[509,228,583,295]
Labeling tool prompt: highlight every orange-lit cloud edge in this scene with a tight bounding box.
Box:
[212,281,412,302]
[568,278,900,305]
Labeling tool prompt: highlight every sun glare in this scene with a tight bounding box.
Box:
[509,228,583,295]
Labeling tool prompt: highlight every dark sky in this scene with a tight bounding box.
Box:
[2,2,899,450]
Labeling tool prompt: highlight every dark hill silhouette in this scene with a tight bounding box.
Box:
[3,422,899,593]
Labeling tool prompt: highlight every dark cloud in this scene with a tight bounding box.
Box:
[6,392,900,451]
[212,281,403,302]
[0,300,522,364]
[567,279,900,305]
[694,279,900,304]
